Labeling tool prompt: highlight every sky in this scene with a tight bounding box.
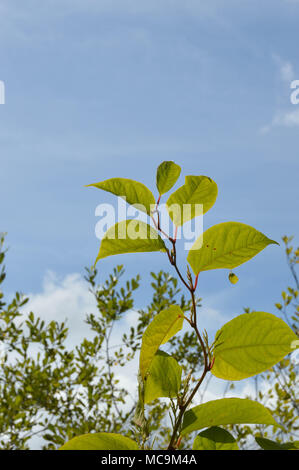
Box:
[0,0,299,440]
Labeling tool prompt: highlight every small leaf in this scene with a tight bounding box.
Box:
[60,432,139,450]
[144,350,182,404]
[139,305,184,379]
[181,398,279,435]
[229,272,239,284]
[87,177,155,215]
[255,436,299,450]
[188,222,278,275]
[291,339,299,350]
[211,312,298,381]
[95,220,166,265]
[156,161,181,195]
[166,175,218,226]
[193,427,239,450]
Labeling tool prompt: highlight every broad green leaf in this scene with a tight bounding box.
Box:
[255,436,299,450]
[187,222,278,275]
[156,161,181,195]
[87,177,155,215]
[95,220,166,265]
[166,175,218,226]
[192,426,239,450]
[228,272,239,284]
[181,398,279,435]
[211,311,298,381]
[139,305,184,379]
[144,350,182,404]
[60,432,139,450]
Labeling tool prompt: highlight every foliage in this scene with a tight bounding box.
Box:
[0,233,199,449]
[228,236,299,449]
[193,426,239,450]
[60,160,295,451]
[1,161,298,450]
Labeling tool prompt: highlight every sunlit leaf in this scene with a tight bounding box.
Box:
[181,398,279,435]
[144,350,182,404]
[228,272,239,284]
[139,305,184,379]
[60,432,139,450]
[166,175,217,226]
[188,222,278,275]
[211,312,298,380]
[95,220,166,265]
[87,177,155,215]
[156,161,181,195]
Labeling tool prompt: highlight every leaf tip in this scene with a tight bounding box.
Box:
[269,238,280,246]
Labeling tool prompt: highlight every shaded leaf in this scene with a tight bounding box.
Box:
[193,426,239,450]
[255,436,299,450]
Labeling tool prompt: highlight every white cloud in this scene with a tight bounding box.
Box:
[260,56,299,133]
[260,108,299,133]
[280,62,295,83]
[20,271,227,394]
[22,270,97,346]
[21,269,140,388]
[20,270,274,448]
[199,306,224,334]
[273,108,299,126]
[272,55,295,83]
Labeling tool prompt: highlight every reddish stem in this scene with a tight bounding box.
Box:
[173,226,178,242]
[193,274,199,291]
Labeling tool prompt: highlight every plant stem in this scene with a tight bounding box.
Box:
[166,238,209,449]
[152,210,211,449]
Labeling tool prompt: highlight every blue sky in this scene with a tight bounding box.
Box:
[1,0,299,332]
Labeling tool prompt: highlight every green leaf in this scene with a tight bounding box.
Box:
[95,220,166,265]
[255,437,299,450]
[228,272,239,284]
[156,161,181,195]
[211,311,298,381]
[139,305,184,379]
[187,222,278,275]
[144,350,182,404]
[181,398,279,435]
[166,175,218,226]
[192,427,239,450]
[87,177,155,215]
[60,432,139,450]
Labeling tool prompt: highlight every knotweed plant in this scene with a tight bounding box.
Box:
[60,162,298,451]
